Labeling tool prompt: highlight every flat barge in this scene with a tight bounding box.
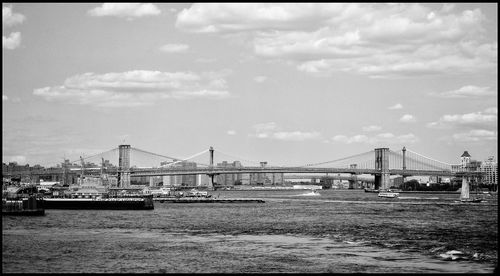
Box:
[153,197,265,203]
[43,197,154,210]
[2,196,45,216]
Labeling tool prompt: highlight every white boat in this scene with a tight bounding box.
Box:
[186,189,210,198]
[378,190,399,198]
[457,178,482,203]
[301,189,321,196]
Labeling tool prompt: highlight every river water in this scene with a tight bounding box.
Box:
[2,189,498,273]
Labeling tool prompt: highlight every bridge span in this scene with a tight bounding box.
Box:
[3,145,482,191]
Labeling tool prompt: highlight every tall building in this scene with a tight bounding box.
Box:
[481,156,498,185]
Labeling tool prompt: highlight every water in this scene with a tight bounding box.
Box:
[2,189,497,273]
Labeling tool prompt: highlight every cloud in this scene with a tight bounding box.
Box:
[429,85,496,98]
[88,3,161,19]
[3,6,25,27]
[362,125,381,132]
[427,107,497,129]
[226,130,236,135]
[254,76,268,83]
[176,3,497,78]
[332,132,418,144]
[3,31,21,49]
[400,114,416,123]
[159,43,190,53]
[2,95,8,101]
[452,129,497,142]
[33,70,231,107]
[251,122,322,141]
[388,103,403,110]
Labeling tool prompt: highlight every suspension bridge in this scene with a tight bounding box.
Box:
[3,144,481,190]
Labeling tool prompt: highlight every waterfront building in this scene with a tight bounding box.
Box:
[461,151,471,169]
[481,156,498,185]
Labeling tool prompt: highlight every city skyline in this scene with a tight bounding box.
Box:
[2,3,498,167]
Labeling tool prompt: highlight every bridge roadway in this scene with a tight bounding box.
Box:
[5,166,481,178]
[128,166,458,177]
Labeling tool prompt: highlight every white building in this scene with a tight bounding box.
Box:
[481,156,498,185]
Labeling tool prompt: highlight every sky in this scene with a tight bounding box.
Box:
[2,3,498,168]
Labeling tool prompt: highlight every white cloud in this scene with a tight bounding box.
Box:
[388,103,403,110]
[176,4,497,78]
[427,108,497,129]
[33,70,231,107]
[159,43,190,53]
[400,114,416,123]
[332,132,418,144]
[226,130,236,135]
[2,95,8,101]
[362,125,382,132]
[251,122,322,141]
[3,6,25,27]
[429,85,496,98]
[254,76,268,83]
[452,129,497,142]
[3,32,21,49]
[88,3,161,19]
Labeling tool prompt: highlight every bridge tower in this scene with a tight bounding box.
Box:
[348,164,359,189]
[402,146,407,184]
[207,146,219,190]
[118,144,131,188]
[374,148,390,190]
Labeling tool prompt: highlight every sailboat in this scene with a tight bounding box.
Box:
[458,178,482,203]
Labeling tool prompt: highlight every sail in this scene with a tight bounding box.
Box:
[460,178,469,200]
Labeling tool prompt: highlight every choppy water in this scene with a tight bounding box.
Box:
[2,189,498,273]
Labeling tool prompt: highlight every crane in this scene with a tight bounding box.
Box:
[80,156,85,185]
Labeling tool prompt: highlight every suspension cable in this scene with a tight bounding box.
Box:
[405,148,454,166]
[70,147,118,164]
[131,147,183,161]
[301,150,374,167]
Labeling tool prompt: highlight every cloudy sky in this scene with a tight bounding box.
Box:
[2,3,498,167]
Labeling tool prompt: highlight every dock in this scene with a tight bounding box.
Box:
[153,197,265,203]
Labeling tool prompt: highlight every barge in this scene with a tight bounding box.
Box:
[2,196,45,216]
[154,197,265,203]
[43,196,154,210]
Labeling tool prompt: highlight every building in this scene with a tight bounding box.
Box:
[481,156,498,185]
[216,161,243,186]
[161,161,198,188]
[461,151,471,169]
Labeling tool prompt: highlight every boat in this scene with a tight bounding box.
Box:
[185,189,211,198]
[364,188,379,193]
[43,196,154,210]
[378,190,399,198]
[301,189,321,196]
[457,178,483,203]
[2,196,45,216]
